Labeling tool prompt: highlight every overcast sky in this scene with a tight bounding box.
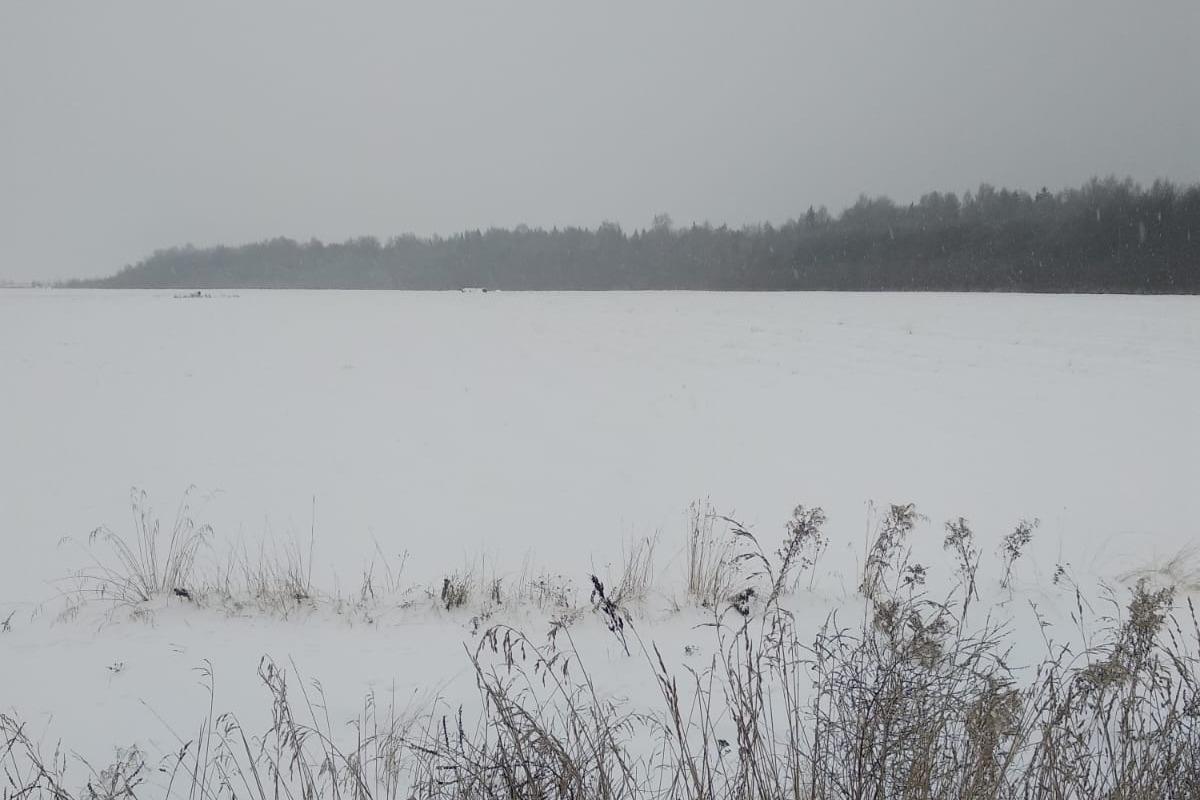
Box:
[2,1,1197,281]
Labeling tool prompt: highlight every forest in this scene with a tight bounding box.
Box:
[71,177,1200,292]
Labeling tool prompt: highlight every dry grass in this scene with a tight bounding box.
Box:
[1118,542,1200,592]
[998,518,1037,590]
[58,493,802,625]
[16,499,1200,799]
[408,544,1200,799]
[226,535,316,611]
[609,535,657,606]
[685,502,743,610]
[65,487,212,605]
[31,491,1200,797]
[859,502,920,601]
[17,511,1200,799]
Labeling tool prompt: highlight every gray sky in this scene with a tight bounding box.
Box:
[2,1,1197,281]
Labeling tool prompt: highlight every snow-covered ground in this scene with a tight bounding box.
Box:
[1,289,1197,768]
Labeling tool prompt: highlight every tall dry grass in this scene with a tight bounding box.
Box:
[15,498,1200,799]
[65,488,212,605]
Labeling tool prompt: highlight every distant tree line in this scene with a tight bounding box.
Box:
[70,177,1200,292]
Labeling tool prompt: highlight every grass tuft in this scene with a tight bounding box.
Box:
[69,487,212,605]
[685,502,743,610]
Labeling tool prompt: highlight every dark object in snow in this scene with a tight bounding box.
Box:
[729,587,755,616]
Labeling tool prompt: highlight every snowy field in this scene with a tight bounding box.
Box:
[1,289,1198,773]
